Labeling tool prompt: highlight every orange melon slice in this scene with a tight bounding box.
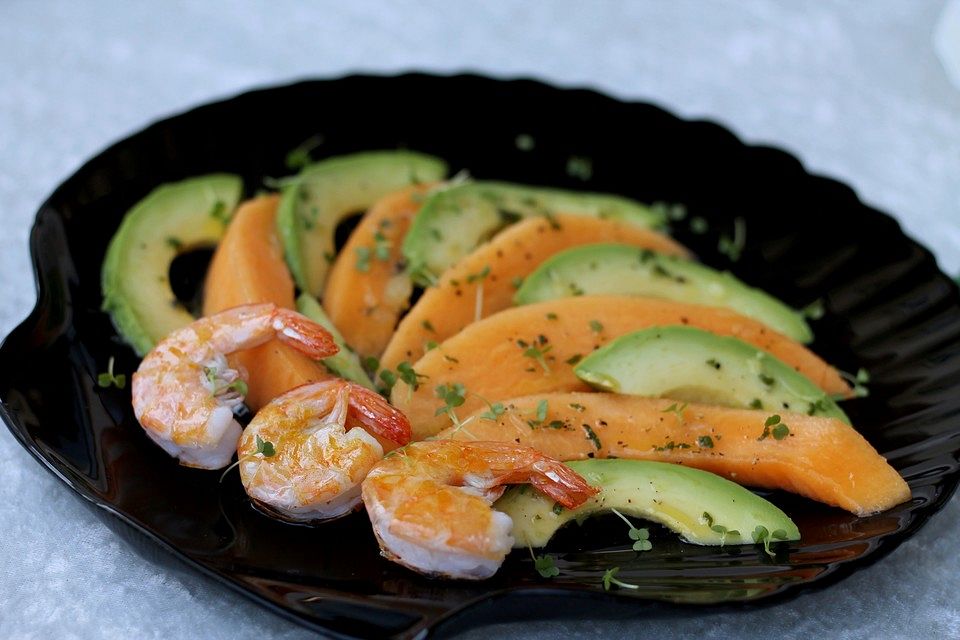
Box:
[203,195,330,411]
[380,214,690,371]
[439,393,910,516]
[323,184,432,359]
[390,296,851,440]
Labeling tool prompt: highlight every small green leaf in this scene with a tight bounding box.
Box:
[355,246,372,272]
[254,435,276,458]
[532,551,559,578]
[765,414,782,427]
[227,379,248,397]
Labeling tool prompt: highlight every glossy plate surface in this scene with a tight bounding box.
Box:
[2,74,959,639]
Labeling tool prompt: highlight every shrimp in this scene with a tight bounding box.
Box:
[361,440,598,580]
[238,380,411,521]
[132,303,337,469]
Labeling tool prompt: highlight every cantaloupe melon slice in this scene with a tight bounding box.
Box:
[439,393,910,516]
[390,296,851,440]
[203,195,331,411]
[323,184,433,359]
[379,215,690,371]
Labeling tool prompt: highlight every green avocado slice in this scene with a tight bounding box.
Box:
[401,182,665,286]
[575,326,849,423]
[295,293,375,389]
[101,174,243,356]
[514,243,812,343]
[276,151,448,297]
[496,459,800,549]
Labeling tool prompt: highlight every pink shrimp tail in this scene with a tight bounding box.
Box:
[529,460,599,509]
[346,383,412,445]
[272,308,339,360]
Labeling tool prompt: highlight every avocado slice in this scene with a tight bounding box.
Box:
[514,243,812,343]
[101,174,243,355]
[402,182,665,286]
[575,326,849,422]
[496,459,800,548]
[277,151,448,296]
[295,293,375,389]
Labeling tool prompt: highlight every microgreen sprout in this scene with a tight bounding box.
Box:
[611,508,653,552]
[373,230,391,261]
[701,511,740,545]
[219,435,277,482]
[396,361,427,391]
[529,546,559,578]
[209,200,229,224]
[838,367,871,398]
[522,342,553,373]
[435,383,468,428]
[97,356,126,389]
[759,414,790,441]
[602,567,639,591]
[661,402,688,421]
[801,298,825,320]
[566,156,593,181]
[355,246,372,272]
[479,400,506,421]
[466,265,491,284]
[284,135,323,170]
[752,525,789,557]
[718,216,746,262]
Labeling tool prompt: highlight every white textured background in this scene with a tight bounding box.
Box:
[1,1,958,638]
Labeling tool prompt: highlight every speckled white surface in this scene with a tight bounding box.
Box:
[1,1,958,638]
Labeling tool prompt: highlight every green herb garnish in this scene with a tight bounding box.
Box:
[701,511,740,545]
[219,435,277,482]
[602,567,639,591]
[97,356,126,389]
[718,216,746,262]
[284,135,323,169]
[466,265,491,284]
[530,547,559,578]
[697,435,714,449]
[589,319,604,333]
[373,230,391,261]
[661,402,688,421]
[396,361,427,391]
[582,424,602,450]
[479,401,506,421]
[566,156,593,181]
[522,342,553,373]
[752,524,789,557]
[435,383,467,426]
[355,246,372,272]
[611,508,653,552]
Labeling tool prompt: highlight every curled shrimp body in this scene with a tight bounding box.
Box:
[238,380,412,522]
[132,303,337,469]
[361,440,597,579]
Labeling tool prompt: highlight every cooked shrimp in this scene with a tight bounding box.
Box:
[361,440,598,579]
[238,380,412,522]
[132,303,337,469]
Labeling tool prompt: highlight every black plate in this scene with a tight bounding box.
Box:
[2,73,959,639]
